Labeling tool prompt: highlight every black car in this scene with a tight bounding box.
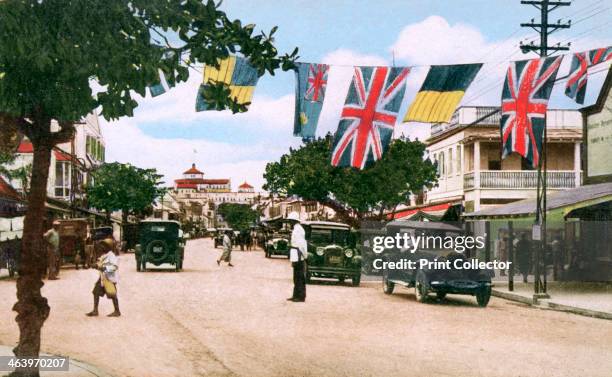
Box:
[380,221,492,307]
[303,221,361,286]
[135,220,185,272]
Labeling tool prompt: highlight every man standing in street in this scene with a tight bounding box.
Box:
[43,221,60,280]
[87,239,121,317]
[217,230,234,267]
[516,232,532,283]
[286,212,307,302]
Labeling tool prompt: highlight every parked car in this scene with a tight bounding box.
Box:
[380,220,492,307]
[265,230,291,258]
[0,235,20,277]
[135,220,185,272]
[121,222,139,252]
[303,221,361,286]
[214,228,233,248]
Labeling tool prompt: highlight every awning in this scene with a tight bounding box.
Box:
[388,202,454,220]
[463,182,612,220]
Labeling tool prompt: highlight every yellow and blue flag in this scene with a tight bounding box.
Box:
[403,64,482,124]
[196,56,259,111]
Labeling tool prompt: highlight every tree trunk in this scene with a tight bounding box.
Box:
[11,140,52,377]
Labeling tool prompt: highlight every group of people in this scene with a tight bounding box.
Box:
[495,229,571,283]
[215,212,308,302]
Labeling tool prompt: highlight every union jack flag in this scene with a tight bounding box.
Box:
[565,47,612,104]
[305,64,328,102]
[331,66,410,169]
[501,56,563,168]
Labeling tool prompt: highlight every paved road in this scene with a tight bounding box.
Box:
[1,238,611,377]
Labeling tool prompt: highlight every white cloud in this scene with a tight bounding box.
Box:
[100,119,297,191]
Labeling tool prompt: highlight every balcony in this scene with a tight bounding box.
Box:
[463,170,581,190]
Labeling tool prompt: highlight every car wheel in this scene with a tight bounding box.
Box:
[436,292,447,300]
[476,286,491,307]
[352,275,361,287]
[382,269,394,294]
[305,270,312,284]
[414,270,429,303]
[338,276,345,284]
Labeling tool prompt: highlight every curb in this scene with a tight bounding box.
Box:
[492,289,612,321]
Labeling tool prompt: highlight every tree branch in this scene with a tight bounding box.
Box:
[49,121,75,144]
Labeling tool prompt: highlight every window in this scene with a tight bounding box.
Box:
[439,152,445,176]
[447,148,453,176]
[54,161,71,198]
[456,146,462,174]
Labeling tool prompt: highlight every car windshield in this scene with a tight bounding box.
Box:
[309,228,349,246]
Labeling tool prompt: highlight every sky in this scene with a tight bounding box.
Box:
[99,0,612,191]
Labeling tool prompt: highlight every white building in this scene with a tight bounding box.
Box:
[11,112,105,203]
[423,106,582,213]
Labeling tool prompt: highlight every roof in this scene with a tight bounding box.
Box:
[0,176,23,202]
[301,221,350,229]
[183,163,203,175]
[176,183,197,189]
[201,179,229,185]
[16,141,33,153]
[239,182,253,189]
[463,182,612,219]
[140,219,181,226]
[388,202,454,220]
[386,220,463,232]
[54,149,72,161]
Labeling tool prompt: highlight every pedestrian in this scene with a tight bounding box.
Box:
[515,232,532,283]
[43,221,60,280]
[286,212,307,302]
[217,230,234,267]
[495,229,508,276]
[86,239,121,317]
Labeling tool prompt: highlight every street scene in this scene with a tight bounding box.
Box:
[0,0,612,376]
[2,238,612,377]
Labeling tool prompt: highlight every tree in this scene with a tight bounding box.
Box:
[0,1,296,373]
[263,135,438,225]
[86,162,165,222]
[217,203,258,231]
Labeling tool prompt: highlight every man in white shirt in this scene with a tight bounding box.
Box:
[217,230,234,267]
[87,239,121,317]
[287,212,307,302]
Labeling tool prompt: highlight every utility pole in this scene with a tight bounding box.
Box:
[519,0,571,298]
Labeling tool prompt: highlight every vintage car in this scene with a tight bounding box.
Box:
[380,220,492,307]
[135,220,185,272]
[56,218,88,269]
[0,235,20,277]
[264,230,291,258]
[121,223,140,252]
[214,228,233,248]
[303,221,361,286]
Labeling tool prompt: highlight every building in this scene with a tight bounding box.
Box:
[261,196,336,222]
[9,113,105,210]
[173,163,260,227]
[423,106,582,213]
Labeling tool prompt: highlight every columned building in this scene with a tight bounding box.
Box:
[424,106,582,213]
